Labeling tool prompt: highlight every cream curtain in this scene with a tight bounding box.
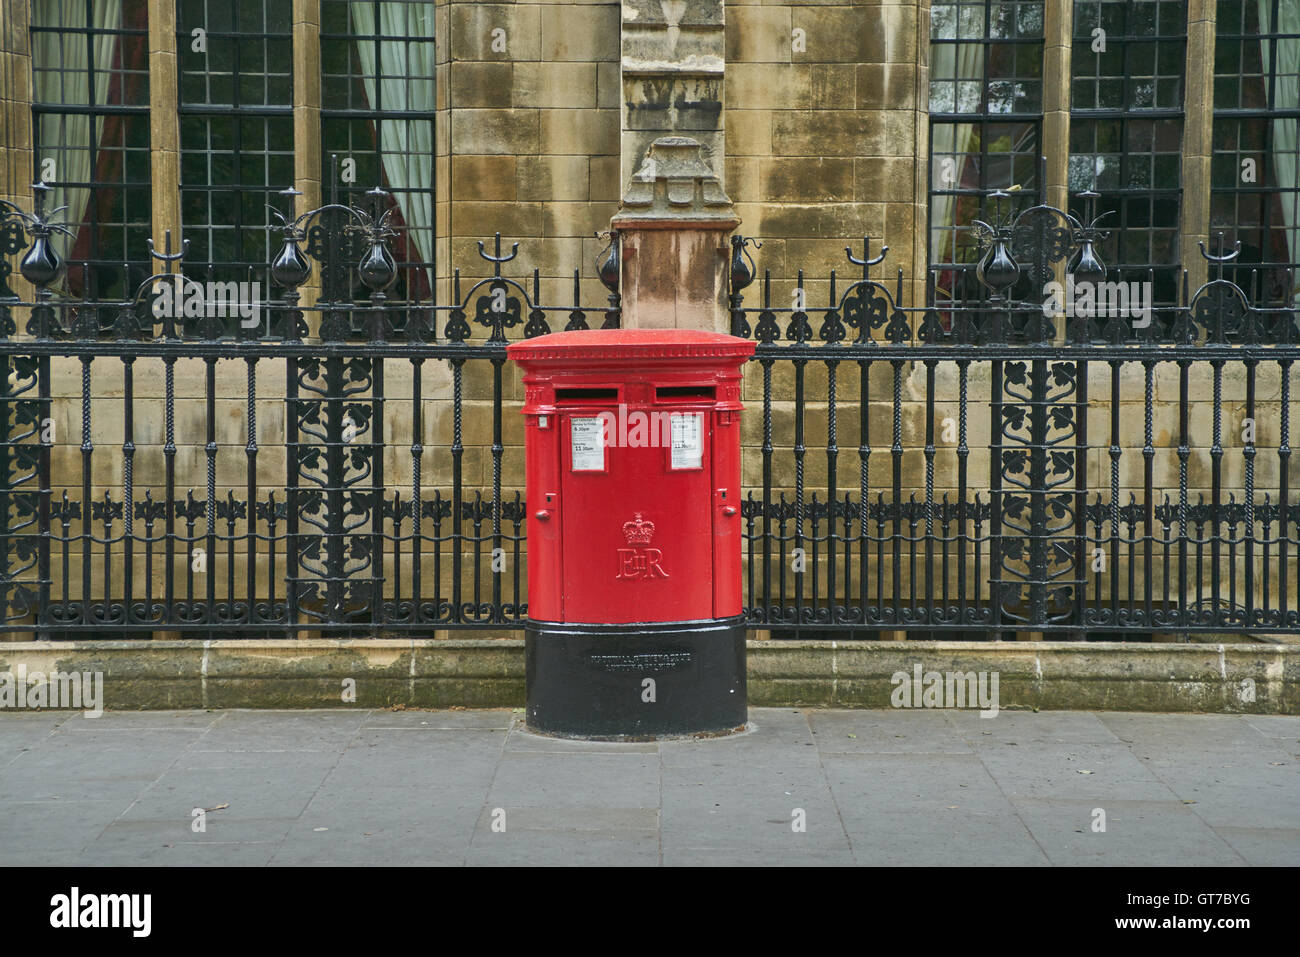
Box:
[930,42,984,267]
[350,1,435,286]
[31,0,121,263]
[1260,0,1300,303]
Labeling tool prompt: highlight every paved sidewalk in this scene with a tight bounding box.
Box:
[0,708,1296,866]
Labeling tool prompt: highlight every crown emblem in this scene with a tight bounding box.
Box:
[622,512,655,545]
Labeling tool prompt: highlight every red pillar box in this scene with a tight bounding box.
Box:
[507,330,755,737]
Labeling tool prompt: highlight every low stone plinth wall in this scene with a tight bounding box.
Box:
[0,639,1293,714]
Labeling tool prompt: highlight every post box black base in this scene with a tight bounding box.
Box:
[524,616,747,739]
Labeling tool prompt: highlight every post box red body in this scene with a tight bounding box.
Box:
[507,329,755,737]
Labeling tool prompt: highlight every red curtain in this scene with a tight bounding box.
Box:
[67,2,149,298]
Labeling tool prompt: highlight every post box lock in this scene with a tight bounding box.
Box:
[535,509,552,521]
[722,506,737,517]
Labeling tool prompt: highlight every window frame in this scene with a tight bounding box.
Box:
[929,0,1047,304]
[29,0,152,299]
[176,0,295,285]
[1068,0,1188,311]
[1210,0,1300,304]
[319,0,437,306]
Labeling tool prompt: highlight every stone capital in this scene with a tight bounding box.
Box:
[612,135,739,231]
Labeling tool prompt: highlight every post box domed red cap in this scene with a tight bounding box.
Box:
[507,329,755,363]
[508,329,755,415]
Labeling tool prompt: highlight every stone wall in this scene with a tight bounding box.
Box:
[2,638,1295,711]
[725,0,928,311]
[0,0,32,213]
[441,0,622,309]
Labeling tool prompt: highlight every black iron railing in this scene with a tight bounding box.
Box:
[0,184,617,637]
[729,192,1300,637]
[2,182,1298,640]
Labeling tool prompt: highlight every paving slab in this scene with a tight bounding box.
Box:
[55,711,222,731]
[488,752,661,809]
[0,799,131,861]
[810,709,974,753]
[80,839,283,867]
[1213,826,1300,866]
[360,709,515,731]
[1098,712,1279,751]
[841,809,1050,867]
[1242,715,1300,740]
[821,751,1012,815]
[271,798,483,866]
[466,829,661,867]
[0,750,184,803]
[1008,797,1245,867]
[948,709,1123,747]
